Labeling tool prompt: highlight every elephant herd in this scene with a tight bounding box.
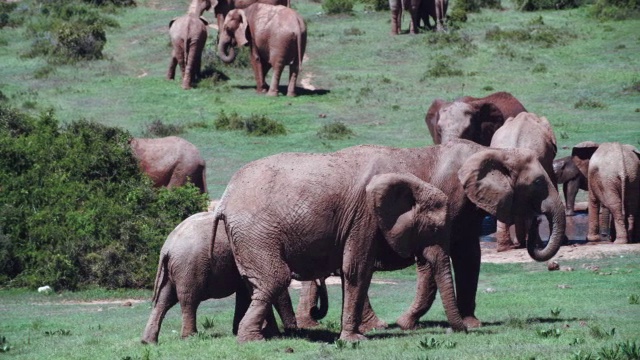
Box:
[135,89,639,345]
[167,0,448,92]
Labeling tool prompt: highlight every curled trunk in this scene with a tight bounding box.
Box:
[217,39,237,63]
[527,193,566,261]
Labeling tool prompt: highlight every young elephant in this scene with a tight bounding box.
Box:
[141,212,297,344]
[572,142,640,243]
[553,156,588,216]
[168,7,210,90]
[217,3,307,96]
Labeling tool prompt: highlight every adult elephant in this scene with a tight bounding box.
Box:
[141,212,298,344]
[217,3,306,97]
[389,0,447,34]
[572,142,640,243]
[168,13,209,90]
[213,141,565,341]
[553,156,588,216]
[426,91,527,146]
[130,136,207,194]
[490,112,558,252]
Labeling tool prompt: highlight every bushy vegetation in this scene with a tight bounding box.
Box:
[323,0,354,14]
[317,121,355,140]
[589,0,640,19]
[214,111,287,136]
[485,18,576,48]
[0,104,208,290]
[513,0,583,11]
[142,119,185,137]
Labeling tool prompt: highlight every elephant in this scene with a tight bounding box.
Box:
[212,141,565,341]
[167,15,209,90]
[217,3,306,97]
[571,142,640,243]
[489,112,558,252]
[129,136,207,194]
[141,211,298,344]
[425,91,527,146]
[553,156,588,216]
[389,0,447,34]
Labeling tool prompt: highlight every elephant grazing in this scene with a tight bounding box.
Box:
[426,91,527,146]
[389,0,448,35]
[217,3,307,97]
[141,212,298,344]
[553,156,588,216]
[130,136,207,194]
[167,0,212,89]
[489,112,559,252]
[212,150,466,342]
[572,142,640,243]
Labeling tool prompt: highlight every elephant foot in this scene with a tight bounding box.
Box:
[395,313,418,330]
[266,90,279,97]
[565,209,576,216]
[286,92,296,97]
[339,330,367,342]
[359,317,388,333]
[496,243,518,252]
[296,316,320,329]
[237,332,265,343]
[462,316,482,329]
[587,233,601,242]
[613,237,628,244]
[140,337,158,345]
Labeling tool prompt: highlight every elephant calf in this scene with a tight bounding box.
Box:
[141,211,297,344]
[553,156,588,216]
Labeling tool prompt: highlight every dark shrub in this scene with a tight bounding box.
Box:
[323,0,354,14]
[514,0,583,10]
[317,121,355,140]
[53,22,106,61]
[143,119,185,137]
[0,104,208,290]
[361,0,389,11]
[590,0,640,19]
[214,111,286,136]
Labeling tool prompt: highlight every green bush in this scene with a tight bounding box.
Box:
[142,119,185,137]
[323,0,354,14]
[514,0,583,11]
[214,111,286,136]
[485,22,575,48]
[590,0,640,19]
[0,104,208,290]
[361,0,389,11]
[317,121,355,140]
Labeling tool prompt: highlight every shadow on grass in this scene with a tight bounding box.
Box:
[282,327,413,342]
[231,85,331,96]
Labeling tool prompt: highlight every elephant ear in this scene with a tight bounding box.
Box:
[571,143,599,177]
[458,149,515,224]
[469,101,506,146]
[169,17,177,28]
[425,99,446,145]
[366,172,448,259]
[234,10,249,47]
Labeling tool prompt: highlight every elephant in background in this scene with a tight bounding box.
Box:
[167,0,212,89]
[130,136,207,194]
[426,91,527,146]
[389,0,447,34]
[213,142,565,341]
[141,211,298,344]
[490,112,558,252]
[571,142,640,243]
[217,3,306,97]
[553,156,588,216]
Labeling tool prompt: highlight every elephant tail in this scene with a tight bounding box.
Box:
[296,17,305,73]
[310,278,329,321]
[210,208,226,264]
[151,253,170,305]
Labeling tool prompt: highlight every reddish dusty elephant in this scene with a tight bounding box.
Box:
[130,136,207,194]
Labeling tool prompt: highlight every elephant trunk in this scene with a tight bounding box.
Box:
[217,37,237,63]
[310,278,328,320]
[527,192,566,262]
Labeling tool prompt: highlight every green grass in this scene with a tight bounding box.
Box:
[0,254,639,359]
[0,0,638,198]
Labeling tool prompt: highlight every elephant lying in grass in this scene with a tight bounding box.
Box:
[141,211,297,344]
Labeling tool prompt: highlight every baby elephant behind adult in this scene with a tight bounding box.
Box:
[130,136,207,194]
[141,212,297,344]
[217,3,306,96]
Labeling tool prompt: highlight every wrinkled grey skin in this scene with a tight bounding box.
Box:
[426,91,527,146]
[141,212,297,344]
[572,142,640,243]
[553,156,588,216]
[130,136,207,194]
[213,154,465,342]
[490,112,558,252]
[389,0,447,34]
[213,141,565,341]
[205,0,288,36]
[217,3,306,96]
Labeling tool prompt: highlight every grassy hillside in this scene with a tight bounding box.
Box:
[0,0,638,198]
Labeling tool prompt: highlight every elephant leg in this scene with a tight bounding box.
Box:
[182,44,194,90]
[390,6,401,35]
[424,245,466,332]
[250,49,267,93]
[238,299,271,342]
[514,217,527,248]
[267,61,283,97]
[141,283,178,344]
[359,295,388,333]
[587,189,601,241]
[396,258,436,330]
[296,280,321,328]
[564,179,580,216]
[167,56,178,80]
[262,306,281,338]
[435,0,445,31]
[273,289,298,332]
[179,296,200,338]
[609,204,628,244]
[339,245,374,341]
[451,233,482,328]
[233,283,251,335]
[600,207,611,238]
[286,62,299,97]
[496,220,517,252]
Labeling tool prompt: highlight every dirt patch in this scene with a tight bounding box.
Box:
[290,277,396,289]
[480,242,640,264]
